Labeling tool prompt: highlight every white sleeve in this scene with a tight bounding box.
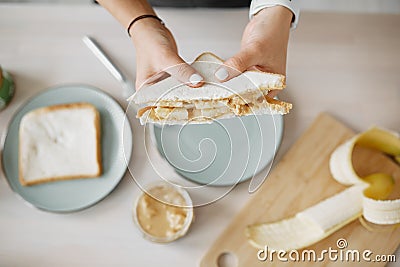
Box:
[249,0,300,30]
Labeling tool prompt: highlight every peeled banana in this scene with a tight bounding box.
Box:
[246,186,366,250]
[246,127,400,251]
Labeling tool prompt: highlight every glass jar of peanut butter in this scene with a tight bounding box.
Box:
[0,66,15,111]
[133,181,194,243]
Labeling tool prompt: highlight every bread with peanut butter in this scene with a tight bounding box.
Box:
[129,52,292,125]
[19,103,102,186]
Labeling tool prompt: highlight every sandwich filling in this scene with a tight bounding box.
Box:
[137,92,292,123]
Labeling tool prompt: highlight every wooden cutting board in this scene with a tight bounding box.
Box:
[201,113,400,267]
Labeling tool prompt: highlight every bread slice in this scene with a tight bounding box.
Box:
[129,52,292,125]
[19,103,102,186]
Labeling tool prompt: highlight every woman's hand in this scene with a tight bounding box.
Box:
[215,6,293,97]
[130,19,203,90]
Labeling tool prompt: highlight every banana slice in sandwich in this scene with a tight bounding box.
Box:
[246,127,400,251]
[128,52,292,125]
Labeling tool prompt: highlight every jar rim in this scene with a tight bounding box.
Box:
[132,181,194,243]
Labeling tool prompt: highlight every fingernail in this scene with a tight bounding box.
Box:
[189,73,203,85]
[215,67,229,81]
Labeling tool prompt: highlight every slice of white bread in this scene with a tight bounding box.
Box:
[19,103,102,186]
[129,52,291,125]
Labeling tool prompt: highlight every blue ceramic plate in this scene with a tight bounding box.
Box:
[1,84,132,212]
[153,114,283,186]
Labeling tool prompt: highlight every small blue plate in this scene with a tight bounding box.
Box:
[1,84,132,212]
[153,114,283,187]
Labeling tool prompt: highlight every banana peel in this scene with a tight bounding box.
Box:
[363,173,395,200]
[357,127,400,156]
[246,127,400,251]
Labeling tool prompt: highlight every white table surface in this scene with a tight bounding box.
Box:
[0,4,399,267]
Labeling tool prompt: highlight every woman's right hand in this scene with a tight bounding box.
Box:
[130,19,203,90]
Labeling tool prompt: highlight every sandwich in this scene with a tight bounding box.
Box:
[19,102,102,186]
[129,52,292,125]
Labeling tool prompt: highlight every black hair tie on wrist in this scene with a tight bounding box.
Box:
[127,14,165,37]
